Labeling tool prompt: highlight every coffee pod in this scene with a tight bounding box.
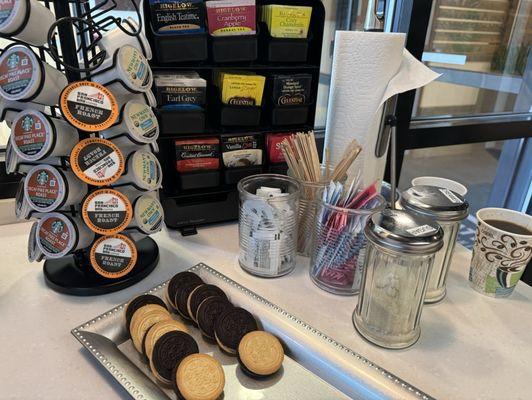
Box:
[114,150,162,191]
[115,90,157,109]
[98,17,152,60]
[91,45,153,99]
[36,212,96,259]
[82,189,133,236]
[60,81,119,132]
[11,110,78,162]
[0,45,68,105]
[127,194,164,235]
[17,164,88,219]
[70,138,125,187]
[89,234,138,279]
[101,101,159,152]
[5,139,62,175]
[0,0,55,46]
[0,97,44,126]
[27,221,44,262]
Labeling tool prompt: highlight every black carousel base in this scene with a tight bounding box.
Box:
[43,237,159,296]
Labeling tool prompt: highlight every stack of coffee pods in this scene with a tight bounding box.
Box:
[0,8,164,283]
[125,271,285,399]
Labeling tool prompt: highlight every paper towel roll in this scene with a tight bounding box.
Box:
[323,31,440,187]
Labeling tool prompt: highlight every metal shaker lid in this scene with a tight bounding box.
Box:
[365,209,444,254]
[401,185,469,222]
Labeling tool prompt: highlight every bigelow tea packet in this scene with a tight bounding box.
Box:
[206,0,256,36]
[262,4,312,39]
[149,0,206,34]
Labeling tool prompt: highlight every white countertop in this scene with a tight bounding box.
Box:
[1,221,531,400]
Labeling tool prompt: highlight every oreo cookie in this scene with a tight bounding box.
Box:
[214,307,258,354]
[175,281,203,321]
[237,331,284,379]
[125,294,167,332]
[197,297,233,340]
[187,284,228,323]
[166,272,204,310]
[151,331,199,385]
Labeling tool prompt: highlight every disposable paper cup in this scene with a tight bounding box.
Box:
[0,45,68,105]
[11,110,78,162]
[469,208,532,298]
[0,97,44,126]
[101,101,159,150]
[98,17,152,60]
[0,0,55,46]
[20,164,88,218]
[36,212,95,259]
[115,150,162,191]
[412,176,467,197]
[92,45,153,98]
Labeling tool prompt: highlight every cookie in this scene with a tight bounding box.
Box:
[130,305,171,354]
[174,354,225,400]
[237,331,284,379]
[214,307,258,355]
[150,331,199,386]
[187,284,228,323]
[196,297,233,340]
[166,272,204,310]
[144,319,189,361]
[125,294,167,332]
[175,281,203,321]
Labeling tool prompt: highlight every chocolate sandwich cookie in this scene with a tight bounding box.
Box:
[237,331,285,379]
[174,354,225,400]
[144,319,189,361]
[130,305,171,354]
[150,331,199,386]
[187,284,228,323]
[175,281,203,321]
[125,295,167,333]
[166,272,204,310]
[196,297,233,340]
[214,307,258,354]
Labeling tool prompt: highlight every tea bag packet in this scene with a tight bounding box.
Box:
[262,4,312,39]
[216,71,266,106]
[154,73,207,110]
[149,0,206,34]
[221,134,263,168]
[206,0,256,36]
[271,74,312,107]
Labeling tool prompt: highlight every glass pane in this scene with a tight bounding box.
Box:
[413,0,531,119]
[398,140,531,248]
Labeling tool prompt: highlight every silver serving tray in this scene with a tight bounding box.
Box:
[72,264,433,400]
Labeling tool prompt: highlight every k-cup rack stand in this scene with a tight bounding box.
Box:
[143,0,325,234]
[1,0,160,296]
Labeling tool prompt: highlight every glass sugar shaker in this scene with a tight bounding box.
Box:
[353,209,444,349]
[401,185,469,303]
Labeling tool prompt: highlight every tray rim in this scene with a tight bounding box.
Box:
[72,263,433,400]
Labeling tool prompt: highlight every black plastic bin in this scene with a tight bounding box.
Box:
[150,27,208,64]
[178,170,221,191]
[224,165,263,185]
[271,105,310,126]
[157,108,206,135]
[210,33,258,63]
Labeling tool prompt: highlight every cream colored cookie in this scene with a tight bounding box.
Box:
[238,331,284,376]
[130,305,171,353]
[175,354,225,400]
[144,319,189,360]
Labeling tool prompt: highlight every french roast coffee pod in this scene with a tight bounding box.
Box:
[89,234,138,279]
[82,189,133,236]
[0,44,68,105]
[60,81,119,132]
[70,138,125,186]
[115,150,162,191]
[0,0,55,46]
[92,45,153,99]
[36,213,95,259]
[11,110,78,162]
[21,164,88,218]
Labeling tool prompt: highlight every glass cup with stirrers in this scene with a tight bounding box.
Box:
[281,131,363,257]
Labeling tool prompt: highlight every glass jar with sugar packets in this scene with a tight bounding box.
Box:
[353,209,444,349]
[401,185,469,303]
[238,174,300,278]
